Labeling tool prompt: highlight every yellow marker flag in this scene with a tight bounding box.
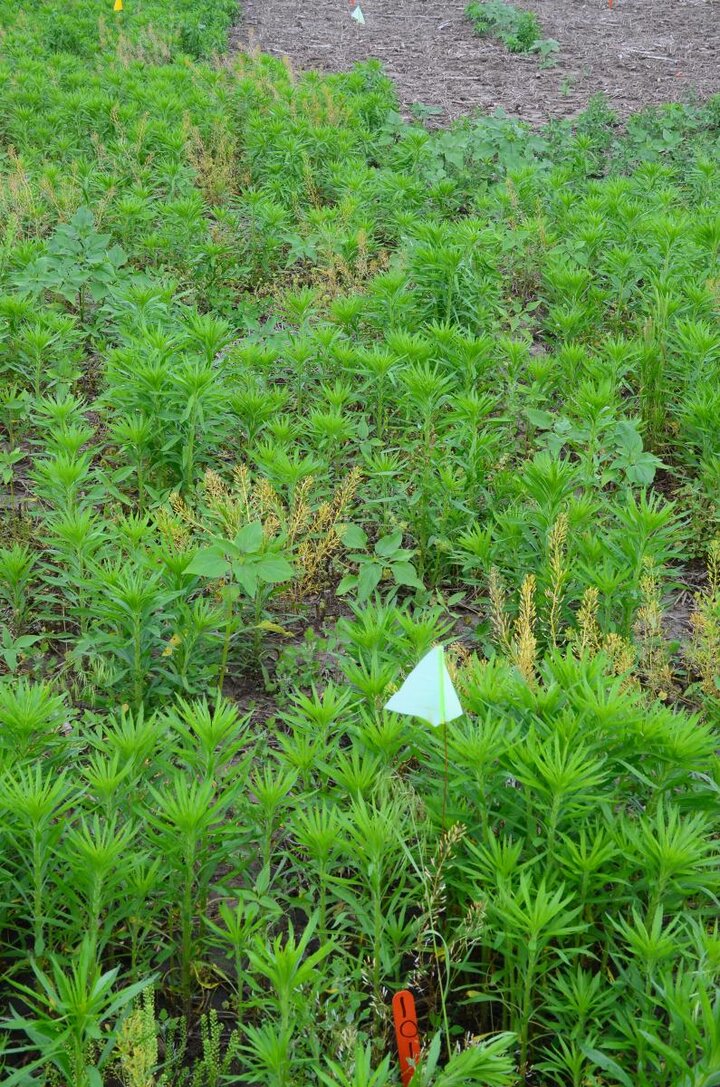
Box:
[114,0,123,11]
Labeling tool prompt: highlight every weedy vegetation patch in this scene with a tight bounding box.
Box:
[1,1,720,1085]
[465,0,547,55]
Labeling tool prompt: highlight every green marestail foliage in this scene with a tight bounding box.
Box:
[0,0,719,1083]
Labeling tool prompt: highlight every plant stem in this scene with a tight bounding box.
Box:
[136,457,145,513]
[133,616,143,711]
[32,831,44,956]
[519,950,537,1075]
[318,861,327,945]
[442,723,449,832]
[183,414,195,493]
[181,837,195,1013]
[372,879,383,1022]
[217,589,234,695]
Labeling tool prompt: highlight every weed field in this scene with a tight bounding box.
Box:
[1,2,720,1085]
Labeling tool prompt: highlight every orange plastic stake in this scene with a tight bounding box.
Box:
[392,990,421,1087]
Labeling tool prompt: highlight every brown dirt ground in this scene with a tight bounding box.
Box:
[231,0,720,125]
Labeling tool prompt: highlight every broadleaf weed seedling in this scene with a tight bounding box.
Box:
[466,0,544,52]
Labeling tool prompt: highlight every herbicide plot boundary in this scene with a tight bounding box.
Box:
[233,0,720,124]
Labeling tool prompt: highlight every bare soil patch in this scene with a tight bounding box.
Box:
[231,0,720,125]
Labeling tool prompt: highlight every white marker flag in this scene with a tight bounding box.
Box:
[350,4,365,23]
[384,646,463,727]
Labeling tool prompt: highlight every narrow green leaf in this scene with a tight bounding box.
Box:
[581,1045,633,1087]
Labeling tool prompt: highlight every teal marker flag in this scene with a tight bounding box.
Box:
[384,646,463,727]
[350,4,365,23]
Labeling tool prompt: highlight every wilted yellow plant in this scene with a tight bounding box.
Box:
[409,819,486,1046]
[420,822,467,934]
[115,26,172,65]
[488,566,512,655]
[292,466,362,601]
[259,229,387,306]
[183,116,238,205]
[487,568,540,684]
[0,151,78,234]
[513,573,538,687]
[286,475,314,547]
[452,898,487,959]
[546,513,569,647]
[686,541,720,697]
[163,465,360,603]
[115,990,158,1087]
[445,641,471,685]
[566,589,636,686]
[709,540,720,598]
[573,586,601,655]
[490,567,640,692]
[155,505,191,551]
[168,467,281,539]
[633,559,674,700]
[603,633,638,688]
